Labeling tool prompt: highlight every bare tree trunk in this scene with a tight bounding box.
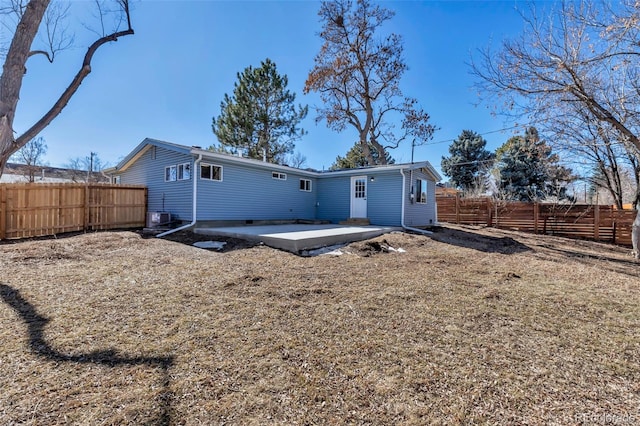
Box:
[0,0,51,178]
[370,138,388,165]
[629,152,640,259]
[629,153,640,210]
[0,156,8,179]
[0,0,133,177]
[632,208,640,259]
[360,139,373,166]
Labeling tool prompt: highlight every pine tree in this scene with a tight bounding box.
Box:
[495,127,573,201]
[212,59,308,164]
[441,130,494,192]
[331,142,395,170]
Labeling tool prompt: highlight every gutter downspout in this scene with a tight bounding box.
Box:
[157,154,203,238]
[400,168,433,235]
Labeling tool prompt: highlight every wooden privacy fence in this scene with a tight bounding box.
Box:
[437,194,637,247]
[0,183,147,240]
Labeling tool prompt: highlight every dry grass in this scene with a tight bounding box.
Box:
[1,225,639,425]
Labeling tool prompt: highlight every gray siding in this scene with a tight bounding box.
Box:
[367,172,403,226]
[196,159,317,221]
[119,146,194,221]
[403,168,437,226]
[316,176,350,223]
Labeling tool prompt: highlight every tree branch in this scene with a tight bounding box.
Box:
[16,25,133,146]
[27,49,52,62]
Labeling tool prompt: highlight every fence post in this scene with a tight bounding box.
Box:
[487,198,493,227]
[612,220,618,244]
[455,193,460,224]
[0,185,6,240]
[533,202,539,234]
[594,204,600,241]
[84,185,90,231]
[610,206,615,243]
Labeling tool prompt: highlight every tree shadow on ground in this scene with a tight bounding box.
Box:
[0,283,174,425]
[532,244,640,278]
[429,227,533,255]
[431,225,639,277]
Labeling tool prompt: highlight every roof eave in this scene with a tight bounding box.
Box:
[114,138,193,173]
[189,147,319,177]
[113,138,442,181]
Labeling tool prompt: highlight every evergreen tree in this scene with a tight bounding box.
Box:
[212,59,308,164]
[331,142,395,170]
[495,127,573,201]
[441,130,494,192]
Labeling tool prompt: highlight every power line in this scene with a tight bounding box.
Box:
[422,126,521,146]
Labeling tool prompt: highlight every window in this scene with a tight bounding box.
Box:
[200,163,223,181]
[416,179,427,203]
[178,163,191,180]
[272,171,287,180]
[299,179,312,192]
[165,165,177,182]
[354,178,366,198]
[112,175,121,184]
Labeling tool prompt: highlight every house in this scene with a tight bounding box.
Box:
[435,184,461,198]
[107,138,441,228]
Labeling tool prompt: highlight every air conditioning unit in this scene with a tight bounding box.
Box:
[146,212,171,228]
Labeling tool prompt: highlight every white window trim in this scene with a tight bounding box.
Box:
[178,162,191,181]
[165,165,177,182]
[200,163,223,181]
[272,171,287,180]
[417,179,427,204]
[299,178,312,192]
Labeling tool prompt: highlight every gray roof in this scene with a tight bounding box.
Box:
[113,138,442,181]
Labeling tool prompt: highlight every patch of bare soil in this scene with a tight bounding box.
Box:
[1,225,639,425]
[150,229,259,252]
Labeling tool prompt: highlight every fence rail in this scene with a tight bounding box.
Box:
[437,195,637,247]
[0,183,147,240]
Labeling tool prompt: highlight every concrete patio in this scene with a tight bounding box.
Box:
[194,223,400,253]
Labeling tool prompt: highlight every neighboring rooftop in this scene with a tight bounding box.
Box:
[1,163,109,183]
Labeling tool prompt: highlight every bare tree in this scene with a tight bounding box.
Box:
[9,136,47,182]
[472,2,640,153]
[65,152,108,182]
[548,106,629,208]
[471,0,640,257]
[0,0,134,177]
[286,151,307,169]
[304,0,435,166]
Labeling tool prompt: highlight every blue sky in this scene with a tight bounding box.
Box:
[14,0,526,177]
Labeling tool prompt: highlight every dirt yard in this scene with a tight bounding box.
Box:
[1,225,638,425]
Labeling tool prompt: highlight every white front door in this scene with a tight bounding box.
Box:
[350,176,367,218]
